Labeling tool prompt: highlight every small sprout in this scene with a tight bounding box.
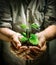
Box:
[22,32,26,37]
[20,36,28,42]
[20,23,39,46]
[20,24,28,29]
[31,23,40,29]
[29,34,39,45]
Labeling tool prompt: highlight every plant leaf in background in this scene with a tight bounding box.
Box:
[20,24,28,29]
[29,34,39,45]
[31,23,40,29]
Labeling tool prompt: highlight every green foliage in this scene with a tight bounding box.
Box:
[20,36,28,42]
[29,34,39,45]
[20,33,39,45]
[31,23,39,29]
[20,23,39,45]
[22,32,26,37]
[20,24,28,29]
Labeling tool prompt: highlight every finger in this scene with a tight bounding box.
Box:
[29,46,43,58]
[40,43,47,51]
[11,41,16,47]
[16,32,23,39]
[29,46,41,52]
[11,39,21,49]
[15,41,21,49]
[38,38,46,47]
[20,46,28,49]
[35,33,42,48]
[30,48,40,54]
[35,32,43,39]
[25,55,33,60]
[29,46,40,49]
[16,46,28,54]
[37,41,47,52]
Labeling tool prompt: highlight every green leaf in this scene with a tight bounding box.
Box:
[20,36,28,42]
[29,34,39,45]
[20,24,28,29]
[31,23,40,29]
[22,32,26,37]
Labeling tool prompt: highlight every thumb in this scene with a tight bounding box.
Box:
[11,37,21,49]
[38,37,46,47]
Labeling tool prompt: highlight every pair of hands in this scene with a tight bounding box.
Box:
[10,32,47,60]
[11,32,47,52]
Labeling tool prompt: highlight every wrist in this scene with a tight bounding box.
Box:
[39,31,47,40]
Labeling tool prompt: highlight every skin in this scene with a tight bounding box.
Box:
[0,25,56,47]
[0,28,23,49]
[0,25,56,51]
[35,25,56,51]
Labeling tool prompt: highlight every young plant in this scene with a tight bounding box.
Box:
[31,23,40,30]
[20,23,39,46]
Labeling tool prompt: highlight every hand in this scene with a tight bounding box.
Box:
[28,32,47,59]
[0,28,23,49]
[35,32,47,51]
[11,45,45,60]
[10,33,23,49]
[27,32,47,59]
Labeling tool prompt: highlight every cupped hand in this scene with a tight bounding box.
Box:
[35,32,47,51]
[11,33,23,49]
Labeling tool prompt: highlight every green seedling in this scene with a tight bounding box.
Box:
[20,36,28,42]
[20,23,39,45]
[22,32,26,37]
[21,32,28,42]
[21,33,39,45]
[31,23,40,29]
[20,24,28,29]
[29,34,39,45]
